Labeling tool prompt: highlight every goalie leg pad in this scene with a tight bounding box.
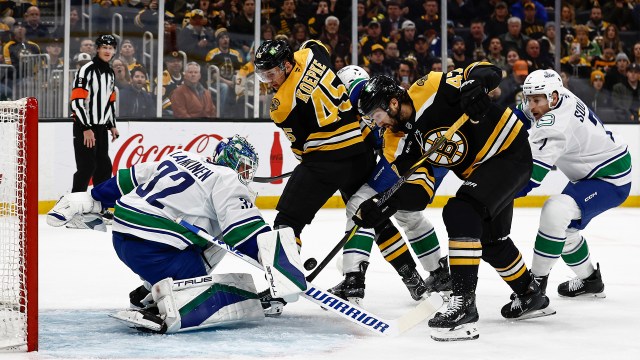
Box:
[152,274,264,333]
[258,227,307,298]
[64,213,107,232]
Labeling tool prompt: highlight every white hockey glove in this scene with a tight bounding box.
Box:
[46,192,103,227]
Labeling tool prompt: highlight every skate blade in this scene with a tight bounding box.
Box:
[109,310,163,332]
[263,303,284,317]
[430,323,479,341]
[514,306,557,321]
[559,292,606,299]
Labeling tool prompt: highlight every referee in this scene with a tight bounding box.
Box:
[70,34,120,200]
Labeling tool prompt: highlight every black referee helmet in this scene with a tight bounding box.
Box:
[95,34,118,48]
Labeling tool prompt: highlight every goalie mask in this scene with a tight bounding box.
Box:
[212,135,259,185]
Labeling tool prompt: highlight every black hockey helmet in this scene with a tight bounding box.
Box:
[254,40,293,71]
[357,75,406,117]
[95,34,118,48]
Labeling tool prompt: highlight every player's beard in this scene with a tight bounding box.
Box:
[389,103,415,133]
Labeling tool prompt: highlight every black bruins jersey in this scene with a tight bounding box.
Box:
[395,62,527,200]
[270,40,367,162]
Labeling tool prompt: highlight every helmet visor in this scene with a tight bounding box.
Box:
[256,66,285,84]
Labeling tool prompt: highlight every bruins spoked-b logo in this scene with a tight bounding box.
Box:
[421,127,467,166]
[270,98,280,112]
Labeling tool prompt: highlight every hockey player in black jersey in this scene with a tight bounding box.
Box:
[352,63,555,341]
[254,40,374,315]
[327,65,452,305]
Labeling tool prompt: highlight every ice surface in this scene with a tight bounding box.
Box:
[8,208,640,359]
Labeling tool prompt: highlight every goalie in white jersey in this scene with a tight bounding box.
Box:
[516,69,632,298]
[47,135,306,333]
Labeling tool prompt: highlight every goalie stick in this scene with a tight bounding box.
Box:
[306,114,470,281]
[176,218,444,336]
[253,171,293,183]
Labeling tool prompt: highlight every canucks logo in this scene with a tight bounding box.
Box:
[421,127,468,166]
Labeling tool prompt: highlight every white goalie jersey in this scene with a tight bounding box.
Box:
[521,90,632,188]
[109,150,269,250]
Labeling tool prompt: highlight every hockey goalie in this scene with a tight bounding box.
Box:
[47,135,306,333]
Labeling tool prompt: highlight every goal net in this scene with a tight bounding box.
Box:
[0,98,38,352]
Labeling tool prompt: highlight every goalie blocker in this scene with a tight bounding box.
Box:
[111,273,264,333]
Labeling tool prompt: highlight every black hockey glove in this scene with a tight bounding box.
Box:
[460,79,491,121]
[352,195,398,229]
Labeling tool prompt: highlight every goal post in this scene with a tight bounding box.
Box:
[0,97,38,352]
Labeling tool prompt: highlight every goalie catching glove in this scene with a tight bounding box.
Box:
[459,79,490,121]
[352,195,398,229]
[46,192,103,227]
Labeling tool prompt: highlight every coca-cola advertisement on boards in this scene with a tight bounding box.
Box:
[38,122,299,201]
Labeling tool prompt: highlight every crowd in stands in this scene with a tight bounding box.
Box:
[1,0,639,122]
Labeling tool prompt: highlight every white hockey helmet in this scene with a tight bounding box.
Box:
[522,69,564,108]
[337,65,370,103]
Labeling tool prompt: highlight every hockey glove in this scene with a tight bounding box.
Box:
[352,195,398,229]
[46,192,103,227]
[460,79,491,121]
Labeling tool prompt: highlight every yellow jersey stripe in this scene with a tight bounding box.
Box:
[449,240,483,249]
[378,231,403,251]
[461,109,514,178]
[450,258,481,266]
[307,121,360,140]
[409,72,443,119]
[502,265,527,282]
[270,49,313,124]
[385,244,409,262]
[497,120,523,154]
[495,253,522,272]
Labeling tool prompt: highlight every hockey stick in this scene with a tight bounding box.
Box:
[253,171,293,183]
[306,114,470,281]
[176,218,444,336]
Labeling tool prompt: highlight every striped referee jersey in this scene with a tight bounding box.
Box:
[70,57,117,129]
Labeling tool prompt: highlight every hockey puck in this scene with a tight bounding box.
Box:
[304,258,318,271]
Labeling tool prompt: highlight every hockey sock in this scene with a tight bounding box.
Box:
[561,231,595,279]
[394,211,441,272]
[375,220,416,273]
[532,194,581,277]
[443,198,483,294]
[483,238,530,295]
[342,227,375,273]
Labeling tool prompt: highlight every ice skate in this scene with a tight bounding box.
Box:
[258,289,287,317]
[100,208,114,225]
[398,264,428,301]
[558,263,605,298]
[429,293,479,341]
[424,256,453,300]
[327,261,368,306]
[502,276,555,320]
[110,308,166,333]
